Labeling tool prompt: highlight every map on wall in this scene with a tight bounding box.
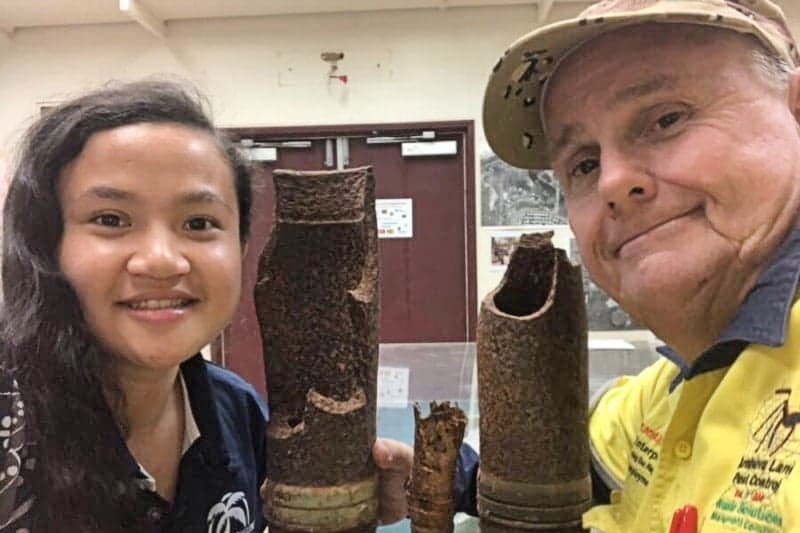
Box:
[480,151,567,227]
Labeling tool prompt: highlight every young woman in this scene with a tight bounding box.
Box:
[0,80,267,532]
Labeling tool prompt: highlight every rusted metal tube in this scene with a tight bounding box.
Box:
[407,401,468,533]
[255,166,379,533]
[477,232,590,532]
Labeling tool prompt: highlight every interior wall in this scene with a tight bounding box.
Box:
[2,0,799,322]
[0,3,587,313]
[0,4,585,142]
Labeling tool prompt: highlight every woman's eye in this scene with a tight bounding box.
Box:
[184,217,217,231]
[90,213,126,227]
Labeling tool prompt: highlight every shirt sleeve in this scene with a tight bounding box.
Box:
[0,373,34,530]
[588,359,676,494]
[248,388,269,529]
[454,441,479,516]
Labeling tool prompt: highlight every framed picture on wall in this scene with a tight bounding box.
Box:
[480,150,567,227]
[489,232,520,270]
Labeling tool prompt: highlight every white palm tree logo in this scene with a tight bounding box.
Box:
[207,491,251,533]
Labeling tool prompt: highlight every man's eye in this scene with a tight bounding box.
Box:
[571,159,599,178]
[90,213,125,227]
[655,111,683,130]
[184,217,217,231]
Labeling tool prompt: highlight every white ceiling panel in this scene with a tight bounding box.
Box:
[0,0,589,31]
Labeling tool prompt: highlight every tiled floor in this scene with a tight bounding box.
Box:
[376,339,660,533]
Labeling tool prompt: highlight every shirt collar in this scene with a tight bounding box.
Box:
[178,353,226,459]
[658,229,800,384]
[180,371,201,453]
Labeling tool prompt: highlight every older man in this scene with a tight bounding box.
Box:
[374,0,800,531]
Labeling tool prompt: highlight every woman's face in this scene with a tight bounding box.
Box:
[57,122,243,374]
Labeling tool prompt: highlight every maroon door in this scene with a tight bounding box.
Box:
[348,134,473,343]
[218,124,476,396]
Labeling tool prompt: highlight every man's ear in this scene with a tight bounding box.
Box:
[788,67,800,124]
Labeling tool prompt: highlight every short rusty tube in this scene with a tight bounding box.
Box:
[256,167,379,533]
[477,232,590,532]
[407,401,468,533]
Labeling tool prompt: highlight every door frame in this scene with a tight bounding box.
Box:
[216,120,478,365]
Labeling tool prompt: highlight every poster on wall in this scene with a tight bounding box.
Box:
[376,198,413,239]
[480,150,567,227]
[569,238,641,331]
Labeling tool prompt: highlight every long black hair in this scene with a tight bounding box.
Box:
[1,79,252,530]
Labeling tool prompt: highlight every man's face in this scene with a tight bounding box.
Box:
[544,24,800,330]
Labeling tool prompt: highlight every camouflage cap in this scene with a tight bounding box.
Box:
[483,0,799,170]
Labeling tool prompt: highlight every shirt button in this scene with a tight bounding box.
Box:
[147,507,163,523]
[674,440,692,459]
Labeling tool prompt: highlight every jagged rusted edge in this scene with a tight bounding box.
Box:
[481,231,561,321]
[408,401,467,532]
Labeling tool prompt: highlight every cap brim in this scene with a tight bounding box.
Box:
[483,5,794,170]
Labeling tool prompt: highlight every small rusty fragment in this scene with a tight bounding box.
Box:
[477,232,590,532]
[256,166,379,533]
[407,401,468,533]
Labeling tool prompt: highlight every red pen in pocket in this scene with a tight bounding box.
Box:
[669,504,698,533]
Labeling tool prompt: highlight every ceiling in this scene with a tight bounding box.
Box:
[0,0,585,35]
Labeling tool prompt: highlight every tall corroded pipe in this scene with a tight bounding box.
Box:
[477,232,590,532]
[256,167,379,533]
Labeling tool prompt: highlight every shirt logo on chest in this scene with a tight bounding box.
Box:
[626,421,663,488]
[207,491,255,533]
[753,388,800,456]
[710,388,800,533]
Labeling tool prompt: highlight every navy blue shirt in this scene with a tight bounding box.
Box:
[0,354,269,532]
[133,354,269,532]
[454,229,800,514]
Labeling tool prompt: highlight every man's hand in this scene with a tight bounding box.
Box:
[373,437,413,525]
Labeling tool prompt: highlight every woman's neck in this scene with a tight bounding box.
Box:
[108,362,186,501]
[107,363,182,436]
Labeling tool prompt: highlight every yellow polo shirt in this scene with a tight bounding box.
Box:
[584,301,800,533]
